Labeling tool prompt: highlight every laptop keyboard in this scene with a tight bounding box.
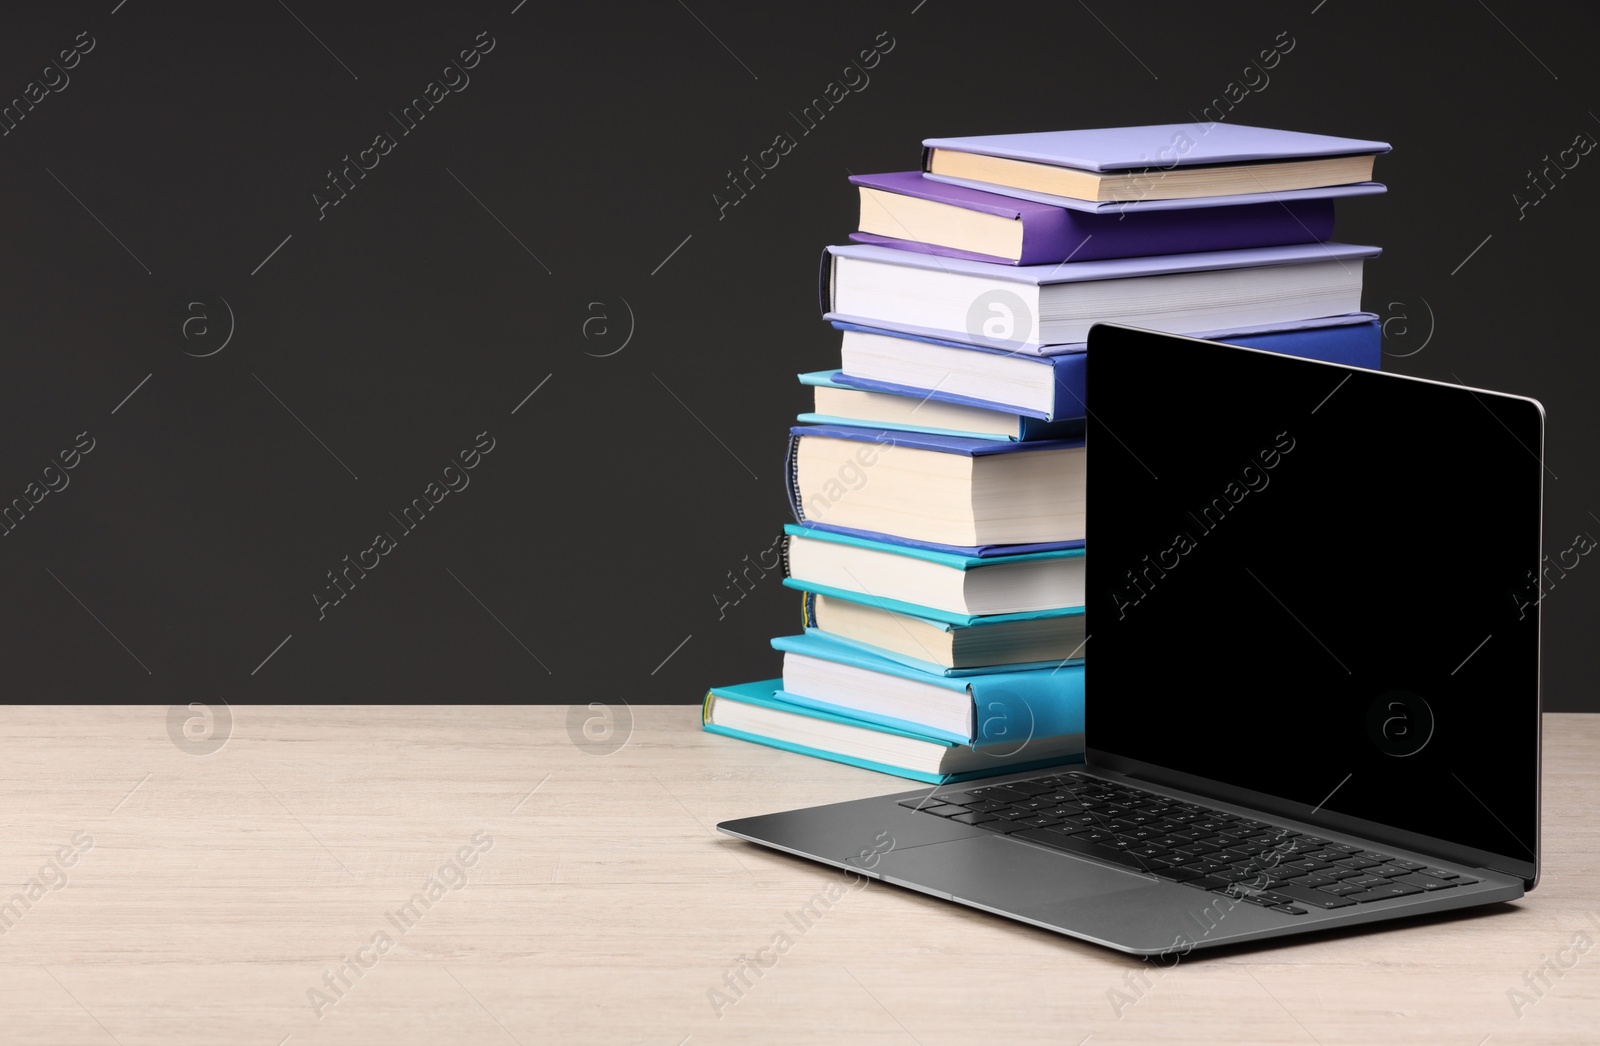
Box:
[901,770,1480,915]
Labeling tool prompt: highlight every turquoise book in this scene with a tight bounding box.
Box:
[783,523,1086,621]
[797,370,1082,442]
[702,680,1084,785]
[770,632,1084,746]
[800,590,1086,676]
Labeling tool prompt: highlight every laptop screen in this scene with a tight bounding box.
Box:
[1086,325,1542,880]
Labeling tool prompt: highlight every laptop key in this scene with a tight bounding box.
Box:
[1174,841,1223,855]
[1323,866,1367,880]
[969,786,1031,803]
[1226,841,1271,857]
[1155,865,1205,883]
[898,797,943,810]
[1012,827,1166,874]
[1169,827,1218,842]
[1343,875,1393,889]
[1271,905,1309,915]
[1389,873,1459,891]
[919,804,970,817]
[1318,883,1369,896]
[1333,857,1383,870]
[971,818,1030,834]
[1182,875,1233,892]
[1004,781,1058,796]
[1155,851,1202,865]
[1345,882,1424,902]
[949,812,998,825]
[1423,868,1460,880]
[1270,883,1357,909]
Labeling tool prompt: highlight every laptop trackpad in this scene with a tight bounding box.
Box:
[848,833,1153,910]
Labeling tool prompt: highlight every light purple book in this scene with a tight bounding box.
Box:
[921,122,1391,213]
[848,171,1336,265]
[922,123,1391,171]
[820,241,1382,354]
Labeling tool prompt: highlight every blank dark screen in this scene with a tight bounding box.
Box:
[1087,326,1542,870]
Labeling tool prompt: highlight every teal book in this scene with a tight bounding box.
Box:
[797,370,1082,442]
[771,632,1085,746]
[801,590,1086,677]
[702,680,1084,785]
[783,523,1086,621]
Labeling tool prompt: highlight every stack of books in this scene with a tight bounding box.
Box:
[704,122,1389,785]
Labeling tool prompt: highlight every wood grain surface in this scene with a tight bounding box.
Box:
[0,706,1594,1045]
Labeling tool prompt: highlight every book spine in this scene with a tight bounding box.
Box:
[785,431,806,524]
[1221,319,1381,369]
[816,247,836,316]
[1021,199,1336,265]
[1051,352,1089,422]
[802,590,817,629]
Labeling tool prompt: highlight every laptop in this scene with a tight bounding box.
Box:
[717,323,1543,955]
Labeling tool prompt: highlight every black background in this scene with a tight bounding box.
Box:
[2,1,1596,709]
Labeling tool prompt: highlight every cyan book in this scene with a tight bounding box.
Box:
[797,369,1083,440]
[783,523,1085,619]
[771,632,1084,745]
[800,589,1086,677]
[702,680,1085,785]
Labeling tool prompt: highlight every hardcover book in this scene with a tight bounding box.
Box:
[802,590,1087,676]
[921,123,1390,208]
[829,318,1382,420]
[786,424,1085,547]
[771,632,1086,746]
[850,170,1337,264]
[822,242,1380,353]
[702,680,1085,785]
[783,523,1086,621]
[798,369,1082,440]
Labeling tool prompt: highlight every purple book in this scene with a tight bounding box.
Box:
[849,171,1334,265]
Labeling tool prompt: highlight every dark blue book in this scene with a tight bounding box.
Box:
[831,318,1381,422]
